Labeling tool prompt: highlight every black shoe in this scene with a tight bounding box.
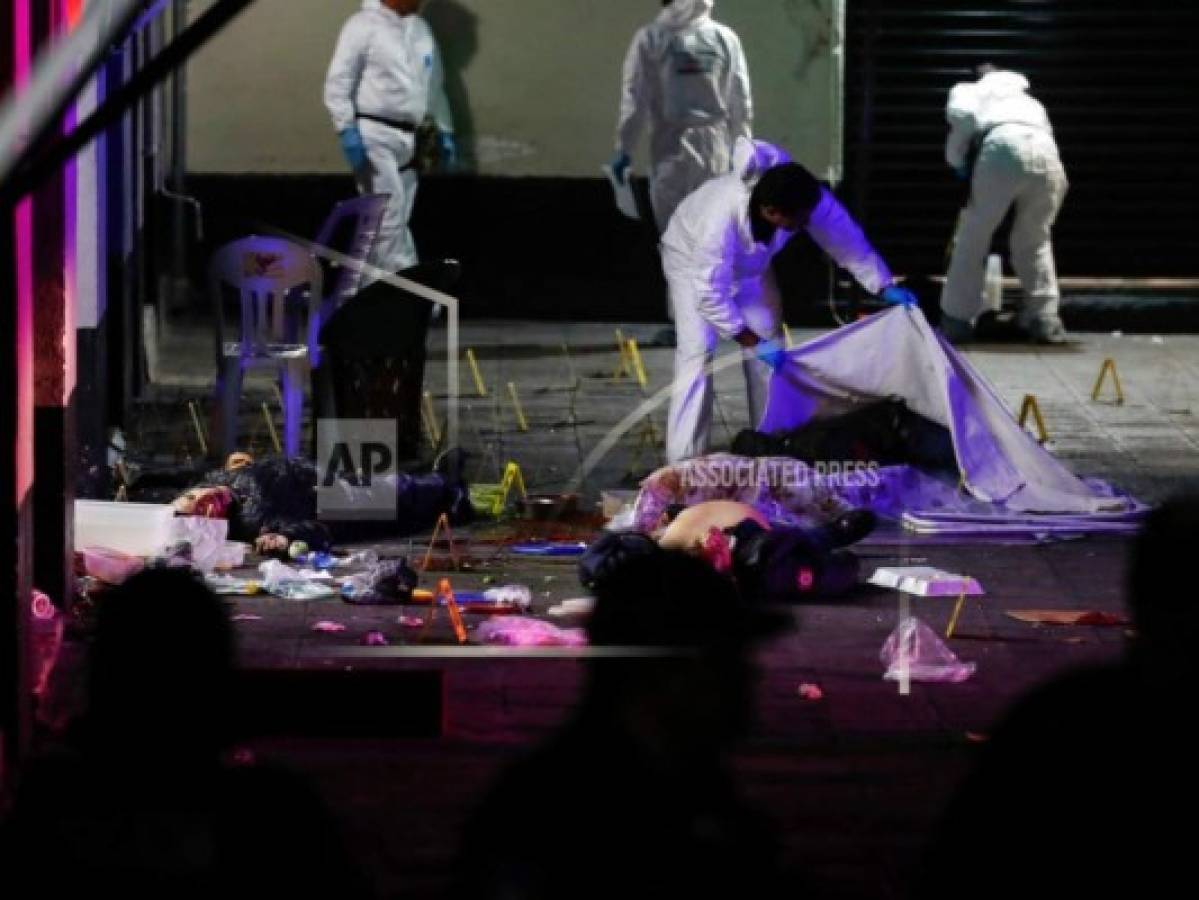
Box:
[824,509,877,548]
[940,314,975,344]
[1025,316,1069,345]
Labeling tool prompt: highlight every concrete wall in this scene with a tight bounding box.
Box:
[186,0,842,179]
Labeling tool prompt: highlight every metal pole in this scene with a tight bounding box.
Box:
[170,0,187,305]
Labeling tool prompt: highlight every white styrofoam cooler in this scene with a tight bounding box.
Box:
[868,566,985,597]
[75,500,176,557]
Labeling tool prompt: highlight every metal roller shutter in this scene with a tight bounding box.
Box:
[845,0,1199,279]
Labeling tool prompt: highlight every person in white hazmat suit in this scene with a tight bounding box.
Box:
[324,0,455,275]
[612,0,753,233]
[940,65,1069,344]
[661,138,915,464]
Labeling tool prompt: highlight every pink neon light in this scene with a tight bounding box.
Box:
[14,0,35,502]
[62,0,78,399]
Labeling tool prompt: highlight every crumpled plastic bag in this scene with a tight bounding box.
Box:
[213,541,249,570]
[258,560,335,600]
[340,558,419,604]
[476,616,588,647]
[482,584,533,610]
[881,617,976,683]
[172,516,230,572]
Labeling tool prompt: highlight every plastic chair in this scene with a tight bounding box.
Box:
[209,236,322,458]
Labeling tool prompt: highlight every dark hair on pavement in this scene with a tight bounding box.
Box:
[751,163,823,217]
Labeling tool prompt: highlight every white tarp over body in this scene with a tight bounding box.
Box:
[759,306,1137,517]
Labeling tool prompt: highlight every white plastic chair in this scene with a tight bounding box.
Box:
[209,236,322,458]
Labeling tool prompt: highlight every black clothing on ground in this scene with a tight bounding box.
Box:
[729,518,863,602]
[732,398,956,471]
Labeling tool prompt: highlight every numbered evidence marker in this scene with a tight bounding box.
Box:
[420,513,461,572]
[465,348,488,397]
[507,382,530,433]
[438,578,468,644]
[1091,358,1125,405]
[1017,394,1049,443]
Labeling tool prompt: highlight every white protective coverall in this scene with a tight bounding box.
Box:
[941,70,1068,327]
[661,137,895,463]
[324,0,453,274]
[616,0,753,232]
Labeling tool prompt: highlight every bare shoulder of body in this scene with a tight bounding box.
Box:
[657,500,768,552]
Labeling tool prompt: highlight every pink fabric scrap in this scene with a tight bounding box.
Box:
[312,620,347,633]
[797,682,824,701]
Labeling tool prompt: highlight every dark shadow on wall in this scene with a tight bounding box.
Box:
[423,0,478,172]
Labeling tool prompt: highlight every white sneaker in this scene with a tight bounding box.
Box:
[1026,316,1068,345]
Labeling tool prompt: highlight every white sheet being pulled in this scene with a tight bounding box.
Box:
[759,306,1139,518]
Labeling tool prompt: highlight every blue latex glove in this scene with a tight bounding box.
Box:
[881,285,918,308]
[439,131,458,168]
[339,126,368,173]
[611,152,631,183]
[754,337,788,372]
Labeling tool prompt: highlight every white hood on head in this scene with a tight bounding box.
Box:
[362,0,381,8]
[656,0,715,31]
[976,70,1031,100]
[947,70,1032,122]
[732,136,791,181]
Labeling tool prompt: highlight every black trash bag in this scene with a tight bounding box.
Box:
[313,260,459,463]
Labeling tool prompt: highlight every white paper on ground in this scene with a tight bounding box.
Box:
[869,566,984,597]
[601,164,639,220]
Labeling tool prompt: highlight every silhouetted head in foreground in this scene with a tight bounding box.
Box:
[583,547,790,758]
[1127,495,1199,683]
[86,568,236,762]
[453,548,794,899]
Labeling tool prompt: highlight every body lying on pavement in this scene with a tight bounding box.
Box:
[586,499,875,603]
[172,450,470,554]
